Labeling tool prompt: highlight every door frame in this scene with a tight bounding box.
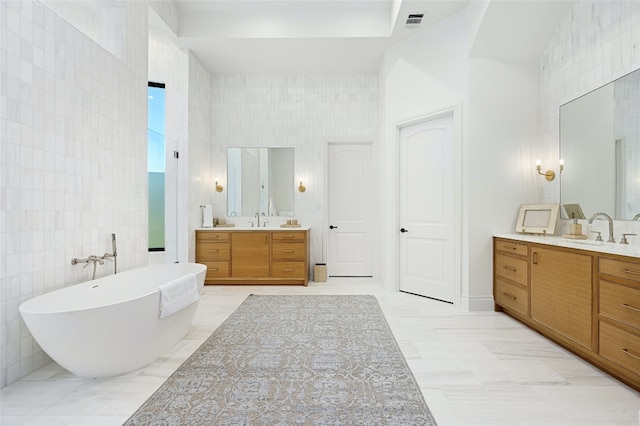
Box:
[394,106,462,306]
[324,139,376,278]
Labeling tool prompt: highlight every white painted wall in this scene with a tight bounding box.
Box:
[466,57,540,309]
[378,9,469,297]
[378,8,540,309]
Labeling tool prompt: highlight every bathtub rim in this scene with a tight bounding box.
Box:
[19,262,207,315]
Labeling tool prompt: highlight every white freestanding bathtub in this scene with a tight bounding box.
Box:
[19,263,206,379]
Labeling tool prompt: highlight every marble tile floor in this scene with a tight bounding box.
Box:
[2,278,639,425]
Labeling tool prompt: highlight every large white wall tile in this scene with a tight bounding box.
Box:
[210,74,378,265]
[540,0,640,231]
[0,0,149,387]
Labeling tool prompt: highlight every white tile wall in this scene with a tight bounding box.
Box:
[540,0,640,235]
[210,74,378,264]
[187,52,213,262]
[0,0,149,387]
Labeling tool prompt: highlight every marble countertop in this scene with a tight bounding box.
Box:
[495,233,640,259]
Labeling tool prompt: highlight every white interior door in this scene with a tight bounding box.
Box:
[399,114,455,303]
[327,143,373,277]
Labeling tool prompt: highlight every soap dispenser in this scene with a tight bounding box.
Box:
[563,216,587,240]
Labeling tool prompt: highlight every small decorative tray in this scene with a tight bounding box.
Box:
[280,224,301,228]
[216,223,236,227]
[562,233,587,239]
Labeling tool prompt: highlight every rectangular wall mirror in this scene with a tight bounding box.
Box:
[227,148,295,217]
[560,68,640,220]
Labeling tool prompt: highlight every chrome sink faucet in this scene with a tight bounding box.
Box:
[588,212,616,243]
[254,212,260,227]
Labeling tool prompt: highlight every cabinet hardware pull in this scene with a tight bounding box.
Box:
[282,249,294,253]
[621,348,640,361]
[210,249,219,253]
[621,303,640,313]
[212,268,219,271]
[621,268,640,277]
[502,292,517,301]
[283,268,294,272]
[502,265,517,272]
[283,235,295,239]
[532,252,538,264]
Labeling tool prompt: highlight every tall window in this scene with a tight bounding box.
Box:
[148,82,166,251]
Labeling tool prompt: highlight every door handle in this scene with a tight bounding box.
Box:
[400,228,408,233]
[330,225,338,229]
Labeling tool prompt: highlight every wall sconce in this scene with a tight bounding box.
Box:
[215,179,223,192]
[298,181,306,193]
[535,159,556,181]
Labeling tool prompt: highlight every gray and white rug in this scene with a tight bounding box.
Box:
[124,295,437,425]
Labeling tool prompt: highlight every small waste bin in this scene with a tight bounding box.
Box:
[314,263,327,282]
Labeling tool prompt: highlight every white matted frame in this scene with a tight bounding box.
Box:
[515,204,560,235]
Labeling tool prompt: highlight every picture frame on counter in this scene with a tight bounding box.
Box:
[515,203,560,235]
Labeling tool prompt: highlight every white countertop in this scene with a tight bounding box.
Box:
[197,226,310,231]
[495,233,640,259]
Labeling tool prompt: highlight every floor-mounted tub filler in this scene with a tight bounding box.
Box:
[19,263,207,379]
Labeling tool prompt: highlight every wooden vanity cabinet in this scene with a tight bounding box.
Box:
[493,239,529,318]
[493,237,640,391]
[231,232,270,277]
[597,257,640,385]
[530,247,593,350]
[195,231,230,281]
[196,229,309,286]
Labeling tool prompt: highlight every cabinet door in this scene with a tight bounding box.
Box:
[531,247,593,349]
[231,232,270,277]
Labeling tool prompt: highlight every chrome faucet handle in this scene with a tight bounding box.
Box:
[249,221,255,227]
[620,233,637,244]
[263,222,268,227]
[590,231,603,242]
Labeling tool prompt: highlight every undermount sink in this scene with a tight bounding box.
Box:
[567,239,604,246]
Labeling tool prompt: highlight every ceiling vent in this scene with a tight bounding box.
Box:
[405,13,424,30]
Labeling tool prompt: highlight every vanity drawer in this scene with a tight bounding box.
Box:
[599,321,640,374]
[599,258,640,285]
[272,261,306,278]
[196,242,229,261]
[203,261,230,279]
[495,253,528,286]
[495,239,528,257]
[600,281,640,328]
[495,277,528,316]
[272,242,306,261]
[272,232,306,242]
[196,231,229,241]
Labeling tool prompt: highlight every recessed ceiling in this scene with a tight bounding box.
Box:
[170,0,470,74]
[165,0,573,74]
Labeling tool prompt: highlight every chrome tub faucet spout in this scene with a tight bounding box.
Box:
[588,212,616,243]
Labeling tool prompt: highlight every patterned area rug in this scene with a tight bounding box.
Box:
[124,295,437,425]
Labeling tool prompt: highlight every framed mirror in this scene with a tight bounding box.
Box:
[560,68,640,220]
[226,148,295,217]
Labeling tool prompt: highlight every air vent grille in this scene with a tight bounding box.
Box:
[406,13,424,25]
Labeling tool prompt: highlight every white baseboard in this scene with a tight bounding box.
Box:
[460,295,495,312]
